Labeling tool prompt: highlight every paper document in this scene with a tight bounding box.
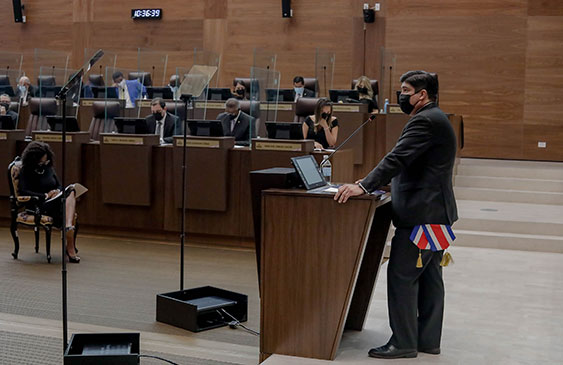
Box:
[46,183,88,203]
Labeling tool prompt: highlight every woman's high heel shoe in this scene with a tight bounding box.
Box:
[66,250,80,263]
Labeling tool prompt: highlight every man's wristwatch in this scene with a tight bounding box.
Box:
[357,182,369,194]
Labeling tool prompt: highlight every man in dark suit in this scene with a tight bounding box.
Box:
[335,71,458,359]
[293,76,315,100]
[145,98,180,144]
[0,94,18,124]
[217,98,255,145]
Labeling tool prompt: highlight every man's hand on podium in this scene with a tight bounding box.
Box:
[334,183,364,204]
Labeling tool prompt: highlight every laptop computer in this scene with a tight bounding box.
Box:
[290,155,340,193]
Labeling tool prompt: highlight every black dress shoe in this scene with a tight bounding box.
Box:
[418,347,440,355]
[368,343,417,359]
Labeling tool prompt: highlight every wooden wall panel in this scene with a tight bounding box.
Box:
[528,1,563,16]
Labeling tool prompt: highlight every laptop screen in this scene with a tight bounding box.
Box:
[291,155,327,190]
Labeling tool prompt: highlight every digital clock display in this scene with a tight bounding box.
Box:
[131,9,162,19]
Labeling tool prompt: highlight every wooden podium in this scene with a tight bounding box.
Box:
[260,189,392,362]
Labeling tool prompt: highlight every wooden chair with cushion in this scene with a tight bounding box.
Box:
[89,101,120,141]
[7,157,78,263]
[303,78,318,96]
[239,100,263,137]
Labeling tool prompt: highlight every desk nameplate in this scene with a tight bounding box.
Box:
[388,105,402,114]
[254,141,303,152]
[0,132,6,140]
[81,100,94,106]
[260,104,293,111]
[333,105,360,113]
[139,100,152,108]
[34,134,73,143]
[195,101,225,110]
[175,139,220,148]
[103,136,145,145]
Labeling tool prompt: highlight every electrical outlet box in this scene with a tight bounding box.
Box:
[375,3,381,11]
[538,141,547,148]
[364,3,369,10]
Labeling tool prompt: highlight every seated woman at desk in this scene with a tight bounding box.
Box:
[302,98,339,149]
[19,141,81,263]
[354,75,376,112]
[232,80,248,100]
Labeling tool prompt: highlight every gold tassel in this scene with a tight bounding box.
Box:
[416,250,423,268]
[440,251,454,267]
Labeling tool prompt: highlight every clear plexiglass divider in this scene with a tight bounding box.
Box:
[250,66,280,143]
[137,48,168,88]
[33,48,70,86]
[193,48,221,89]
[315,48,335,98]
[0,51,23,76]
[82,48,117,98]
[38,66,80,121]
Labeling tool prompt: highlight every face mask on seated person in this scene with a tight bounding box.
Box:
[321,112,331,120]
[357,86,368,95]
[235,89,245,96]
[0,102,9,110]
[294,87,304,95]
[229,112,238,120]
[399,89,422,115]
[153,111,164,121]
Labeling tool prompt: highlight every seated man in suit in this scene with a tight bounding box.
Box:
[145,98,180,144]
[112,71,146,108]
[217,98,255,145]
[293,76,315,101]
[0,94,18,123]
[14,76,37,106]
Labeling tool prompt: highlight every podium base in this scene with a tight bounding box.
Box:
[64,332,140,364]
[156,286,248,332]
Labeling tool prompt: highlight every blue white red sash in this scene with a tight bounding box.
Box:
[410,224,455,252]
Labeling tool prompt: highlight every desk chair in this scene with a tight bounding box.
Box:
[303,78,318,96]
[128,72,152,87]
[0,74,10,86]
[37,75,57,87]
[89,101,120,140]
[293,97,320,124]
[26,97,58,136]
[88,74,105,87]
[9,101,19,113]
[239,100,263,137]
[7,157,78,263]
[351,78,379,108]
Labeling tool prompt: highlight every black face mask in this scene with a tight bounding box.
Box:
[235,89,245,96]
[0,102,9,110]
[399,90,422,115]
[357,87,368,95]
[229,112,238,120]
[34,166,46,175]
[321,112,330,120]
[153,112,164,121]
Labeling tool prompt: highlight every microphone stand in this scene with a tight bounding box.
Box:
[265,65,270,125]
[326,113,376,161]
[179,93,192,290]
[323,66,327,97]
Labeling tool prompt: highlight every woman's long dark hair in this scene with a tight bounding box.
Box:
[21,141,54,174]
[313,98,334,132]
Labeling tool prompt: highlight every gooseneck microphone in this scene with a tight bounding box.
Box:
[326,113,377,161]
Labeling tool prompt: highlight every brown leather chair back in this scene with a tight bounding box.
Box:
[89,101,120,140]
[233,78,251,90]
[293,97,320,123]
[37,75,56,87]
[128,72,152,87]
[165,101,186,128]
[239,100,263,137]
[26,97,58,136]
[88,74,105,87]
[303,78,318,95]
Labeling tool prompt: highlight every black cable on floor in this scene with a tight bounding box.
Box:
[218,308,259,336]
[139,354,180,364]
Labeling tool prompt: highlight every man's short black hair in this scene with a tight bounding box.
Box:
[293,76,305,84]
[112,71,124,81]
[400,70,439,101]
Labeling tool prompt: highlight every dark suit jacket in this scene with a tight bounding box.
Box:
[14,85,37,101]
[145,112,180,143]
[217,111,256,143]
[360,102,458,228]
[294,88,315,99]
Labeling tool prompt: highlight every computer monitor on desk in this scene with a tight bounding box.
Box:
[266,88,294,102]
[146,87,174,100]
[0,115,15,130]
[47,116,80,132]
[206,88,232,101]
[187,120,224,137]
[329,89,359,103]
[265,121,303,140]
[114,117,149,134]
[91,86,119,99]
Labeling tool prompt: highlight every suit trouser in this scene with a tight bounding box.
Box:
[387,227,444,350]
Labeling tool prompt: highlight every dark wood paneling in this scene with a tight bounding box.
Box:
[528,1,563,16]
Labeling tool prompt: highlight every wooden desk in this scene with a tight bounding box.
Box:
[0,130,26,197]
[260,189,392,361]
[32,131,89,184]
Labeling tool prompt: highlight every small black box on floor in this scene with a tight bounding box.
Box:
[156,286,247,332]
[64,332,140,364]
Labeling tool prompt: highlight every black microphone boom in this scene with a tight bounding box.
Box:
[326,113,376,161]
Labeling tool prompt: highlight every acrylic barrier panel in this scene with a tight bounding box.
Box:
[105,67,146,118]
[193,49,220,88]
[138,48,168,87]
[253,48,277,73]
[250,67,280,144]
[0,51,23,74]
[0,68,23,97]
[379,47,397,106]
[33,48,70,82]
[39,67,80,119]
[82,48,117,97]
[315,48,335,98]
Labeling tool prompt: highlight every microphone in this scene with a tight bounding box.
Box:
[326,113,377,161]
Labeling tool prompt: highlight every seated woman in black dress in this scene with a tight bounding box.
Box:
[19,141,80,263]
[302,98,339,149]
